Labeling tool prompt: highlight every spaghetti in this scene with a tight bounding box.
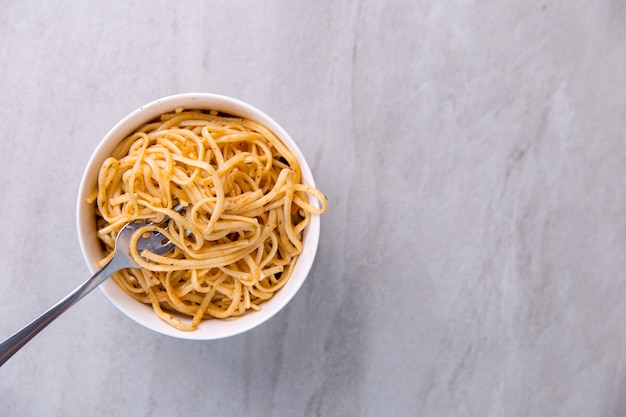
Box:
[92,108,327,331]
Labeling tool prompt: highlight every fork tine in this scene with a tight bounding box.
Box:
[172,202,185,213]
[134,202,189,258]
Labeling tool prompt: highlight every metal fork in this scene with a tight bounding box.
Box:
[0,212,178,367]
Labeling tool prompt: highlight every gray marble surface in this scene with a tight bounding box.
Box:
[1,1,625,416]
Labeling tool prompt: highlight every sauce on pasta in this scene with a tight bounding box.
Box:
[92,108,327,331]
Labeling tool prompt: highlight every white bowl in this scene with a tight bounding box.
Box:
[76,93,321,340]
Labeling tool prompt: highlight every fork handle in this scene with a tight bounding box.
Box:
[0,260,121,367]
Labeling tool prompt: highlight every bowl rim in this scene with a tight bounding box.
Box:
[76,93,321,340]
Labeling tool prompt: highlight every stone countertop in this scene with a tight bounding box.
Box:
[1,1,625,416]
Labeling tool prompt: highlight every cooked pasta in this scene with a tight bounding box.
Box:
[92,108,327,331]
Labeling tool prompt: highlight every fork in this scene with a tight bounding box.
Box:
[0,210,179,367]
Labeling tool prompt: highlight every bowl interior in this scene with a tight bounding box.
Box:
[77,93,320,340]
